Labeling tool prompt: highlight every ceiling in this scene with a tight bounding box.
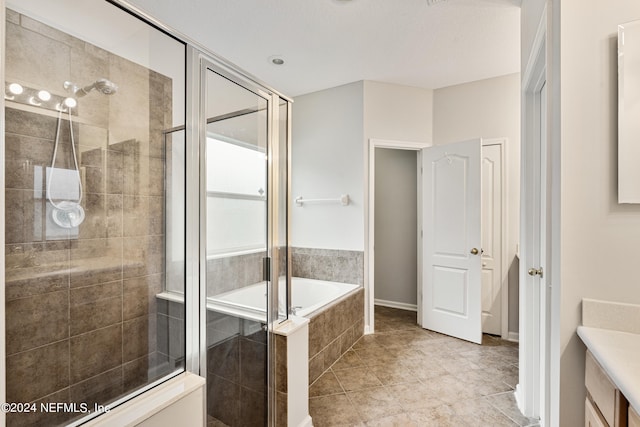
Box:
[129,0,522,97]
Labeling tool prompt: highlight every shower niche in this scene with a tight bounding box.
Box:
[4,4,187,426]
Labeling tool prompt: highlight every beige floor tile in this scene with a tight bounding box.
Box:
[368,362,417,386]
[346,386,405,422]
[406,405,458,426]
[353,346,398,365]
[309,393,363,427]
[310,306,529,427]
[453,368,514,397]
[310,370,344,397]
[352,334,384,350]
[446,398,518,426]
[485,392,540,426]
[332,349,366,371]
[386,381,447,411]
[364,412,418,427]
[333,366,383,392]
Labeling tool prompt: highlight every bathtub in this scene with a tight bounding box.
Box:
[208,277,359,322]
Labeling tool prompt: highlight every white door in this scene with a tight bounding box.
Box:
[481,143,503,335]
[422,139,482,344]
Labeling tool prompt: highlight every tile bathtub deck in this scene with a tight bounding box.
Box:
[309,306,540,427]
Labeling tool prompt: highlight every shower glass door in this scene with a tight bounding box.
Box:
[202,62,271,426]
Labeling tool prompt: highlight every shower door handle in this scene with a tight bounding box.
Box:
[263,257,271,282]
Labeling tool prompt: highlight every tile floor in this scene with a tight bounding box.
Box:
[308,306,540,427]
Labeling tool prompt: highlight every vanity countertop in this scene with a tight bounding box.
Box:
[577,325,640,413]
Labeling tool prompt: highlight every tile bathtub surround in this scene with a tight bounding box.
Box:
[309,306,539,427]
[308,288,365,384]
[4,10,175,427]
[292,247,364,285]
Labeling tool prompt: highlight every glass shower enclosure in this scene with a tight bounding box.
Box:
[1,1,291,426]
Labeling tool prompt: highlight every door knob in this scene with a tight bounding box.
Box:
[470,248,479,255]
[528,267,543,278]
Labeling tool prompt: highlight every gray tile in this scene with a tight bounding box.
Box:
[207,337,240,383]
[6,290,69,354]
[5,22,71,97]
[69,366,123,409]
[123,235,164,278]
[70,281,122,336]
[123,316,151,363]
[70,324,122,383]
[123,274,163,321]
[6,340,69,403]
[238,387,266,427]
[208,375,240,426]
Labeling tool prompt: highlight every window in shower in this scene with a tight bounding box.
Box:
[3,1,186,425]
[205,136,267,256]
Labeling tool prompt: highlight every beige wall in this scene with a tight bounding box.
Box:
[433,73,521,335]
[557,1,640,425]
[363,80,433,143]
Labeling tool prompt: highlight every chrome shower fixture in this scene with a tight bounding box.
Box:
[64,78,118,97]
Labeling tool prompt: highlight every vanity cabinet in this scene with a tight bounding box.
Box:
[585,350,628,426]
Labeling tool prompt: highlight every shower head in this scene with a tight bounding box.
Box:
[64,78,118,97]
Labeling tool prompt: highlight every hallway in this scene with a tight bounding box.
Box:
[309,306,539,426]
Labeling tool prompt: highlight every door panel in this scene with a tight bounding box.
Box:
[422,139,482,344]
[203,64,270,426]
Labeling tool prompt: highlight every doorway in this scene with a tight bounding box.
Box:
[366,138,508,340]
[373,148,418,312]
[366,139,430,334]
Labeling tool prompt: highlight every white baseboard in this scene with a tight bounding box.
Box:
[514,384,523,412]
[507,332,520,343]
[297,415,313,427]
[374,299,417,312]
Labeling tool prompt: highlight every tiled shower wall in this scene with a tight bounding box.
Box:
[206,251,265,296]
[4,10,173,426]
[291,247,364,285]
[206,312,267,426]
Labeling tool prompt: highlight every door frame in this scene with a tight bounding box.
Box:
[364,138,430,334]
[481,138,509,340]
[518,4,553,424]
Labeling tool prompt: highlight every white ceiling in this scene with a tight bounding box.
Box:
[129,0,521,97]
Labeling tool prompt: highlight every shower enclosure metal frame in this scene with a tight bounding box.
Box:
[197,55,286,425]
[112,2,293,425]
[0,0,292,425]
